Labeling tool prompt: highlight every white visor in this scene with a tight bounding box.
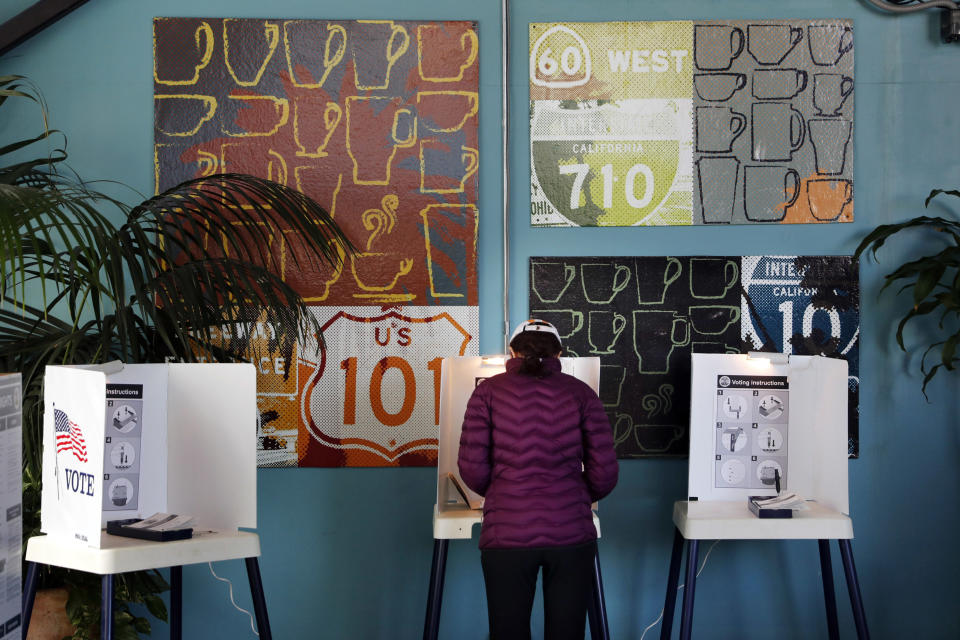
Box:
[509,319,562,345]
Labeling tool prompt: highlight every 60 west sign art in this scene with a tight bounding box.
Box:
[530,20,854,227]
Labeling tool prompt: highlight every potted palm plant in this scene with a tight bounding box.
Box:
[0,74,354,638]
[854,188,960,398]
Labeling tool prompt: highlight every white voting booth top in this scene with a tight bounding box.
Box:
[682,353,852,540]
[41,362,257,548]
[434,356,601,540]
[26,529,261,575]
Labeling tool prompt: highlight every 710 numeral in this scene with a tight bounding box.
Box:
[559,163,655,210]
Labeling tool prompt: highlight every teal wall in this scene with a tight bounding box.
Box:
[4,0,960,637]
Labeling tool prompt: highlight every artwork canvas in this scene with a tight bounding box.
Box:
[529,256,859,457]
[530,20,853,226]
[154,17,480,466]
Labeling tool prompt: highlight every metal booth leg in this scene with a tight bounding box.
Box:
[245,557,273,640]
[101,574,114,640]
[838,540,871,640]
[677,539,700,640]
[660,527,685,640]
[817,540,840,640]
[22,560,39,633]
[423,538,449,640]
[170,565,183,640]
[587,546,610,640]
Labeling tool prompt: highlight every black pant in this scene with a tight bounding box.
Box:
[480,540,597,640]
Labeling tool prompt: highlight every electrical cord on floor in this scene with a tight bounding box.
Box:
[638,540,721,640]
[208,562,260,636]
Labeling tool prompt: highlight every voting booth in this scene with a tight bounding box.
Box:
[687,353,848,511]
[436,355,601,514]
[658,353,867,640]
[0,374,21,639]
[426,355,610,640]
[41,362,257,548]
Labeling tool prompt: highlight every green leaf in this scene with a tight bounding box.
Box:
[913,263,946,304]
[895,300,939,350]
[143,594,168,620]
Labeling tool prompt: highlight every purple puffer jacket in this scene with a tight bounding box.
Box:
[457,358,618,549]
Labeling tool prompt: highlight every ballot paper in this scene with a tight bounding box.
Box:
[752,492,810,511]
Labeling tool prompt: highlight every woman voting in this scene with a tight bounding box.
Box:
[458,319,619,640]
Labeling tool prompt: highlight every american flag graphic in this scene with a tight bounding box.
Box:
[55,408,88,463]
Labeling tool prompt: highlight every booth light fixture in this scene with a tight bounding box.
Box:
[481,356,507,366]
[747,352,790,366]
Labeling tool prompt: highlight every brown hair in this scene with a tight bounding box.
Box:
[509,331,561,377]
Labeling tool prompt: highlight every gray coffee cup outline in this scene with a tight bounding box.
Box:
[747,24,803,66]
[688,305,741,336]
[808,24,854,66]
[531,261,576,303]
[696,156,739,224]
[694,25,745,71]
[743,165,801,222]
[813,73,853,117]
[530,309,584,338]
[806,178,853,221]
[696,106,747,153]
[694,73,747,102]
[752,68,808,100]
[588,310,627,355]
[581,263,630,304]
[751,102,805,162]
[808,118,852,175]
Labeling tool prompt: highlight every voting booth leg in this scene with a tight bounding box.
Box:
[677,539,700,640]
[170,565,183,640]
[22,560,39,632]
[102,574,115,640]
[838,540,870,640]
[587,547,610,640]
[660,528,685,640]
[817,540,840,640]
[245,557,273,640]
[423,539,449,640]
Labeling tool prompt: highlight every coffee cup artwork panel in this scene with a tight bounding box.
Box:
[694,73,747,102]
[752,68,808,100]
[531,261,577,304]
[747,24,803,66]
[751,102,805,162]
[808,119,852,175]
[813,74,854,117]
[581,263,631,305]
[743,165,801,222]
[635,257,682,305]
[808,24,853,66]
[806,179,853,222]
[689,258,739,299]
[696,106,747,153]
[632,310,691,374]
[694,25,745,71]
[689,305,741,336]
[696,156,739,224]
[588,310,628,355]
[599,365,627,407]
